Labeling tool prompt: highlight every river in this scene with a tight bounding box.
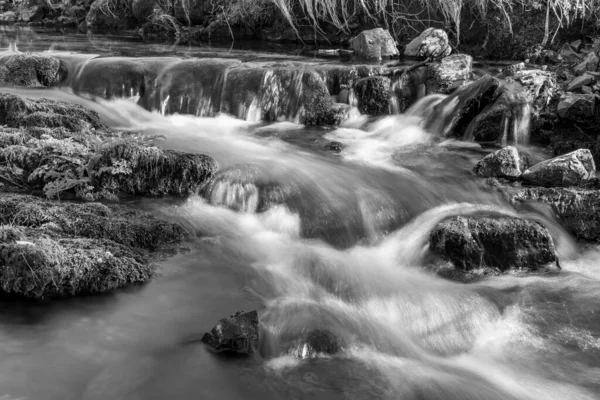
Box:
[1,26,600,400]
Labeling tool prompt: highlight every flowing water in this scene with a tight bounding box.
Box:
[1,27,600,400]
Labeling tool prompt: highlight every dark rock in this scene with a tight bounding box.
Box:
[202,310,259,355]
[426,54,472,94]
[324,141,344,152]
[574,52,599,75]
[508,69,557,113]
[349,28,399,60]
[558,42,583,62]
[474,146,529,179]
[404,28,451,60]
[556,93,596,121]
[508,187,600,241]
[522,149,596,187]
[286,329,342,359]
[354,76,391,116]
[566,74,595,92]
[0,53,60,88]
[430,216,557,272]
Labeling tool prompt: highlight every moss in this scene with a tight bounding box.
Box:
[0,53,60,88]
[299,71,348,125]
[89,141,218,196]
[354,76,391,116]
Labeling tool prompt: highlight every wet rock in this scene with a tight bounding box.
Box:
[574,52,599,75]
[403,28,451,60]
[287,329,342,359]
[426,54,472,94]
[324,141,344,152]
[474,146,529,179]
[354,76,391,116]
[299,71,349,125]
[556,93,596,121]
[349,28,399,60]
[567,74,595,92]
[202,310,259,355]
[522,149,596,187]
[508,187,600,241]
[430,216,557,272]
[86,0,135,30]
[509,69,557,113]
[0,53,60,87]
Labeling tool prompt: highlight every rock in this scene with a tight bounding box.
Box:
[501,62,525,76]
[404,28,451,60]
[474,146,529,179]
[349,28,399,60]
[354,76,391,115]
[556,93,596,121]
[324,141,344,152]
[567,74,596,92]
[426,54,472,94]
[86,0,135,30]
[429,217,557,272]
[0,11,16,22]
[571,40,583,52]
[286,329,342,359]
[558,42,583,62]
[201,310,259,355]
[522,149,596,187]
[582,86,594,95]
[574,52,599,75]
[0,53,60,87]
[508,187,600,241]
[509,69,557,113]
[132,0,156,22]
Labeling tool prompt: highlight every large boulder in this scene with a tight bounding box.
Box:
[556,93,596,121]
[521,149,596,187]
[201,310,259,355]
[509,187,600,241]
[354,76,391,115]
[430,217,557,272]
[0,53,60,88]
[426,54,472,94]
[349,28,399,60]
[403,28,451,60]
[474,146,529,179]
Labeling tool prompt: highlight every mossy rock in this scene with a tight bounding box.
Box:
[354,76,391,116]
[0,53,60,88]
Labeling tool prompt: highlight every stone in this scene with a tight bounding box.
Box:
[571,40,583,52]
[426,54,472,94]
[567,74,596,92]
[86,0,135,30]
[508,188,600,241]
[574,52,599,75]
[201,310,259,355]
[404,28,451,60]
[522,149,596,187]
[286,330,342,359]
[474,146,529,179]
[429,217,557,272]
[349,28,399,60]
[556,93,596,121]
[0,53,60,87]
[0,11,16,22]
[354,76,391,115]
[558,42,583,62]
[509,69,557,113]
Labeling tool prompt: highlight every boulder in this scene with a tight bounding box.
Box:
[0,53,60,88]
[132,0,156,22]
[202,310,259,355]
[566,74,595,92]
[556,93,596,121]
[426,54,472,94]
[286,329,342,359]
[349,28,399,60]
[522,149,596,187]
[474,146,529,179]
[0,11,16,22]
[574,52,599,75]
[354,76,391,115]
[429,217,557,272]
[508,187,600,241]
[403,28,451,60]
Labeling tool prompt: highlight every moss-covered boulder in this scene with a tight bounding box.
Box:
[0,193,186,299]
[0,53,60,88]
[430,216,557,273]
[354,76,391,116]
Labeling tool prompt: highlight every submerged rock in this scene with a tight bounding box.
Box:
[522,149,596,187]
[404,28,451,60]
[474,146,529,179]
[556,93,596,121]
[202,310,259,355]
[349,28,399,60]
[0,53,60,88]
[430,217,557,272]
[426,54,472,94]
[286,329,342,359]
[509,187,600,241]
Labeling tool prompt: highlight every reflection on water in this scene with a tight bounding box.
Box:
[1,28,600,400]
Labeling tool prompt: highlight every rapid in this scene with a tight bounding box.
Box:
[1,27,600,400]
